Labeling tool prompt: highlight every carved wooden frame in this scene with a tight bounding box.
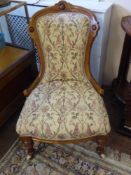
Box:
[20,1,109,159]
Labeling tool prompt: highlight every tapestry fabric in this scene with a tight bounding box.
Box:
[16,80,110,140]
[36,12,90,82]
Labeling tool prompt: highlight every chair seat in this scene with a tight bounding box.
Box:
[16,80,111,141]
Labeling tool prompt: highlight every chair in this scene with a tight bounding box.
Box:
[16,1,111,159]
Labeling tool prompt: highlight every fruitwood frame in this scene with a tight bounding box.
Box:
[20,0,109,158]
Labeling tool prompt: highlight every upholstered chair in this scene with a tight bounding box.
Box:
[16,1,111,159]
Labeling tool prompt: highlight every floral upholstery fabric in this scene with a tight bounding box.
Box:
[16,12,111,141]
[36,12,90,82]
[16,80,110,140]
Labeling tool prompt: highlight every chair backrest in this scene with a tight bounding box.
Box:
[29,1,99,83]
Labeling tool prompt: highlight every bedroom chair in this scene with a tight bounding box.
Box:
[16,1,111,159]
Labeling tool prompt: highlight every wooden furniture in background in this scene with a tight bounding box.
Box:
[0,45,38,126]
[0,1,30,46]
[0,1,37,126]
[0,1,28,18]
[112,16,131,137]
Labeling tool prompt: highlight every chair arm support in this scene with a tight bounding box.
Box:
[23,73,42,97]
[87,71,104,95]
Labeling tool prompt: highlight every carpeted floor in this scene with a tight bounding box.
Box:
[0,138,131,175]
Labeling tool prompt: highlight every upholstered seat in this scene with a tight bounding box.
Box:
[16,1,111,158]
[16,80,110,140]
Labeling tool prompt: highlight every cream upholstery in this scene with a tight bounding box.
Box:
[17,80,110,140]
[36,13,90,82]
[16,12,111,141]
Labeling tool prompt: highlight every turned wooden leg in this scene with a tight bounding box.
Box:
[96,135,108,158]
[20,136,34,160]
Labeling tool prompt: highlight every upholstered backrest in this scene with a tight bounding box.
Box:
[36,12,90,82]
[27,1,101,95]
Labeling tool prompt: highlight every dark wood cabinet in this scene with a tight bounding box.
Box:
[0,45,38,126]
[113,16,131,137]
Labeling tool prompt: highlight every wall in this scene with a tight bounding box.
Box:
[104,0,131,85]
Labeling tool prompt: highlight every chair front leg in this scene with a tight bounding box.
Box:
[20,136,34,160]
[96,135,108,158]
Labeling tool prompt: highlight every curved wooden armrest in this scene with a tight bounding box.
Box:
[23,73,42,97]
[87,70,104,95]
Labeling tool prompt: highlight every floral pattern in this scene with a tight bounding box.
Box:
[0,140,129,175]
[16,80,110,140]
[36,12,90,82]
[16,12,111,140]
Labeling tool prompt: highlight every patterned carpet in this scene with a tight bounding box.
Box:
[0,139,131,175]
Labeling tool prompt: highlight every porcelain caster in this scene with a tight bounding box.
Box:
[26,155,32,160]
[100,153,105,159]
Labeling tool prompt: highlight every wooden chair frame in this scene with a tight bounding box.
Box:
[20,0,109,159]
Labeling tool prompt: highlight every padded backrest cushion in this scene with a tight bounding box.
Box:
[36,12,90,81]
